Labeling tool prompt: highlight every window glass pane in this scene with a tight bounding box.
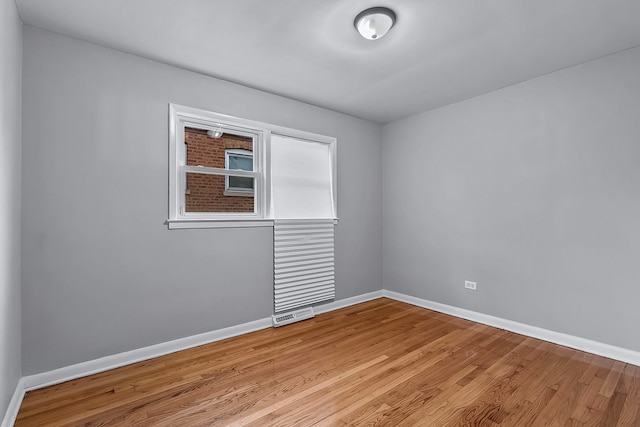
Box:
[185,173,254,213]
[185,127,253,170]
[271,135,334,219]
[229,176,254,189]
[228,155,252,171]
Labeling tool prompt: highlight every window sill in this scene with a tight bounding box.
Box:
[223,189,255,197]
[167,218,339,230]
[167,219,275,229]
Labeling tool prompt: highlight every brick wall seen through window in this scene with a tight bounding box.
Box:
[184,127,255,213]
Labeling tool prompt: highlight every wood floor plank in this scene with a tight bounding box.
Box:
[617,366,640,427]
[15,298,640,426]
[335,345,488,426]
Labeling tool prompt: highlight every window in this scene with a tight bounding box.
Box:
[168,104,337,229]
[270,134,336,219]
[225,149,254,196]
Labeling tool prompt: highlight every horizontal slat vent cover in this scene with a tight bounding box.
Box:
[274,219,335,313]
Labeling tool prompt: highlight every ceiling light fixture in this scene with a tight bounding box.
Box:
[354,7,396,40]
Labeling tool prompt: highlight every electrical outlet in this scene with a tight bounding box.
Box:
[464,281,477,291]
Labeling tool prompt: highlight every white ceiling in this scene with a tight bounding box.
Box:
[15,0,640,123]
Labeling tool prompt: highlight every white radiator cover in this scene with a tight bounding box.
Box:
[273,219,335,313]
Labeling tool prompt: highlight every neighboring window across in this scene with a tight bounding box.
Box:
[225,149,254,196]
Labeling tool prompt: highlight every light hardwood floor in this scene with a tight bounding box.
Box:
[16,298,640,426]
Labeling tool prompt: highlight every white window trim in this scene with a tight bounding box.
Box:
[268,132,338,222]
[169,105,266,225]
[168,104,338,229]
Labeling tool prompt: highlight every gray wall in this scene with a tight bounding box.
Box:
[383,46,640,351]
[0,0,22,417]
[21,26,382,375]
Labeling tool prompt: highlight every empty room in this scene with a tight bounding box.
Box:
[2,0,640,425]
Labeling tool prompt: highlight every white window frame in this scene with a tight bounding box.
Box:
[224,149,255,197]
[268,133,338,221]
[168,104,338,229]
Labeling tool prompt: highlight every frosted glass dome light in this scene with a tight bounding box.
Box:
[354,7,396,40]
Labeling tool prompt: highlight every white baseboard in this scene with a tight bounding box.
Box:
[1,379,24,427]
[314,290,384,315]
[8,288,639,426]
[383,290,640,367]
[21,292,385,393]
[22,317,272,392]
